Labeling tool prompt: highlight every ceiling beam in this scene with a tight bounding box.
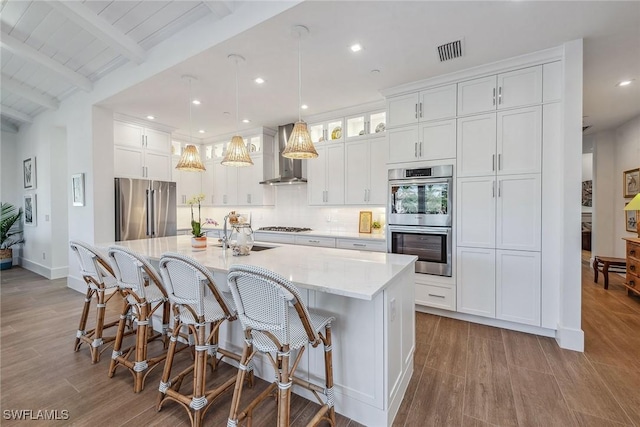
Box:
[45,0,147,65]
[1,74,59,110]
[203,1,234,19]
[0,33,93,92]
[0,105,34,124]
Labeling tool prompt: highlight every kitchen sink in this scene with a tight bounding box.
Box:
[251,245,276,252]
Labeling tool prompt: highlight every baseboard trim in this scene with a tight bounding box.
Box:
[556,326,585,352]
[19,258,67,280]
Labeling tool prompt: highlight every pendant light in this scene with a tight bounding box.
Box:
[282,25,318,159]
[221,54,253,167]
[176,75,206,172]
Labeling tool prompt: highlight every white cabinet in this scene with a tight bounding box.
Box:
[236,155,274,206]
[387,84,457,128]
[212,161,238,206]
[457,106,541,178]
[345,110,386,140]
[457,66,542,116]
[113,121,171,180]
[345,137,387,205]
[389,119,456,165]
[294,235,336,248]
[201,160,215,205]
[308,144,345,205]
[496,250,541,326]
[415,282,456,311]
[543,61,562,103]
[309,118,344,144]
[457,247,541,325]
[335,238,386,252]
[457,174,541,251]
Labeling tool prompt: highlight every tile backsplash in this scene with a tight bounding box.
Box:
[178,185,385,233]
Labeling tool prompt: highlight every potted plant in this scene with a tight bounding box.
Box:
[187,194,217,250]
[372,220,383,233]
[1,202,24,270]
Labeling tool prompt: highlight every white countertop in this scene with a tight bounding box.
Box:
[99,235,414,301]
[178,227,386,241]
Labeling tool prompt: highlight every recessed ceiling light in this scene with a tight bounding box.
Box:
[254,77,265,84]
[192,99,201,105]
[617,80,633,87]
[242,119,250,123]
[301,104,308,110]
[146,115,155,120]
[198,129,205,134]
[350,43,362,52]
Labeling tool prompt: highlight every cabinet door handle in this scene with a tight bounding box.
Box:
[415,103,418,119]
[419,142,422,157]
[629,279,635,288]
[428,294,445,298]
[211,195,214,204]
[223,195,227,204]
[498,86,503,105]
[419,102,423,118]
[414,142,418,158]
[498,180,502,197]
[498,154,502,170]
[353,243,366,247]
[142,166,145,177]
[630,265,636,272]
[247,194,251,204]
[309,240,320,244]
[631,249,636,256]
[492,154,496,171]
[493,88,496,106]
[493,181,496,198]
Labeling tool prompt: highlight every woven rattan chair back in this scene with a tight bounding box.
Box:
[107,245,159,300]
[70,240,113,287]
[158,252,234,321]
[227,264,319,346]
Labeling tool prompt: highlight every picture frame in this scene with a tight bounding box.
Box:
[71,173,85,207]
[626,203,637,233]
[359,211,372,234]
[24,194,36,226]
[23,157,36,189]
[623,168,639,198]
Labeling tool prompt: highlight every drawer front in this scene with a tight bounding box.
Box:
[627,242,640,260]
[628,257,640,276]
[254,232,296,244]
[416,283,456,311]
[336,239,386,252]
[627,272,639,290]
[294,236,336,248]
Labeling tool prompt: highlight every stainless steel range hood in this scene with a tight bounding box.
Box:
[260,123,307,185]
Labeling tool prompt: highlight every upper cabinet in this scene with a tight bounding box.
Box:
[113,121,171,181]
[308,144,345,205]
[387,84,457,128]
[457,66,542,116]
[345,137,387,205]
[309,118,344,144]
[345,110,386,140]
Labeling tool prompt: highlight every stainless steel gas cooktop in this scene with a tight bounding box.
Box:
[257,226,312,232]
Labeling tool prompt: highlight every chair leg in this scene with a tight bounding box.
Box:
[133,302,151,393]
[323,326,336,426]
[593,257,599,283]
[109,299,132,378]
[276,346,291,427]
[90,289,107,363]
[157,320,182,410]
[191,322,207,427]
[75,287,94,352]
[227,339,254,426]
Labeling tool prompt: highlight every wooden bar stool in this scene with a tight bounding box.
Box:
[156,253,251,427]
[69,240,127,363]
[226,265,336,427]
[107,245,171,393]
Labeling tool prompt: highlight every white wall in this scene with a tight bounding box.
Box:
[1,131,19,207]
[592,115,640,258]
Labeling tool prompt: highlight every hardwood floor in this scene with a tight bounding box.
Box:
[1,255,639,426]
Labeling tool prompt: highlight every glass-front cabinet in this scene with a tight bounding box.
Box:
[204,135,262,161]
[345,110,386,140]
[309,118,344,144]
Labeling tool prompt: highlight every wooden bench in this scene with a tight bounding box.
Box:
[593,256,627,289]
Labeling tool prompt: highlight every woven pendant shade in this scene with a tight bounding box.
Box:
[282,121,318,159]
[221,136,254,166]
[176,144,206,171]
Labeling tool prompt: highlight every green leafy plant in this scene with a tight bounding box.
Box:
[1,202,24,249]
[372,221,382,230]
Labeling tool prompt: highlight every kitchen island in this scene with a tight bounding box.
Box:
[100,235,416,426]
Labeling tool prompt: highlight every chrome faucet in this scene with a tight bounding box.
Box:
[221,215,230,250]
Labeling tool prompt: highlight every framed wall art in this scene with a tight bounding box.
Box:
[359,211,372,234]
[71,173,85,206]
[23,157,36,189]
[623,168,639,198]
[24,194,36,226]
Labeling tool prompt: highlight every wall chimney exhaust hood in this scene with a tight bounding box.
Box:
[260,123,308,185]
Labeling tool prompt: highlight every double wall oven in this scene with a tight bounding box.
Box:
[388,165,453,277]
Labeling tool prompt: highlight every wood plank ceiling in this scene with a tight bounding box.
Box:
[0,0,233,132]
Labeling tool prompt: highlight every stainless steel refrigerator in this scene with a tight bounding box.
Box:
[115,178,177,241]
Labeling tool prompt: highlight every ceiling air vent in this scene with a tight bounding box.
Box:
[437,40,463,62]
